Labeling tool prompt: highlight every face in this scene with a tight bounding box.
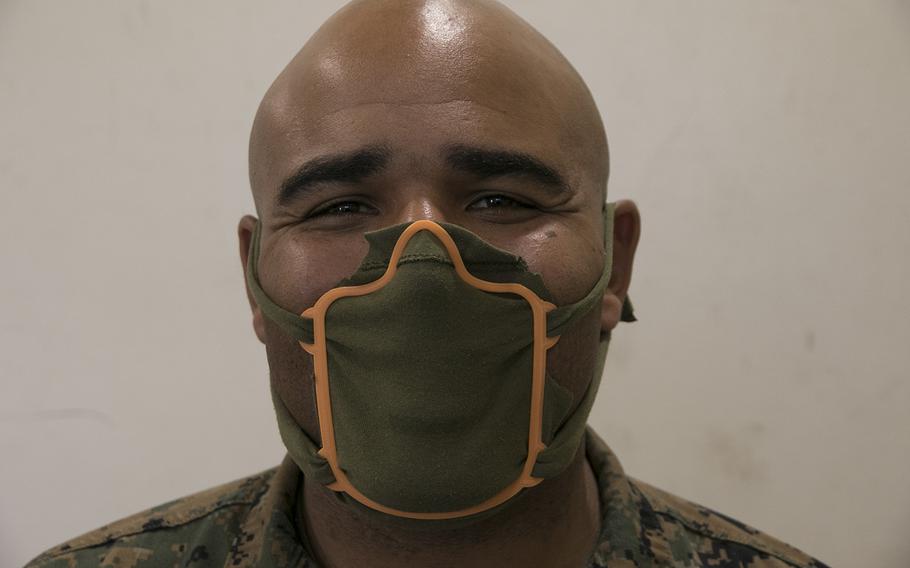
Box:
[239,2,639,446]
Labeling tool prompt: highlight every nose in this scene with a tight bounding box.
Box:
[396,198,448,226]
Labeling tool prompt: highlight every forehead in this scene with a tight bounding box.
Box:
[253,77,590,203]
[267,101,574,168]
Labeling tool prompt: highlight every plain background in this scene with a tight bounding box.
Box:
[2,1,908,566]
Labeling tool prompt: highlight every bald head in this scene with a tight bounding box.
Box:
[248,0,608,216]
[239,5,640,520]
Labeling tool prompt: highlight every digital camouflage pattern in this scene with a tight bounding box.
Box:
[26,430,829,568]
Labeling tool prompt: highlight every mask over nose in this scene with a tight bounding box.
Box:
[246,204,635,520]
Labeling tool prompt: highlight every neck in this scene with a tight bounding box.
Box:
[299,443,602,568]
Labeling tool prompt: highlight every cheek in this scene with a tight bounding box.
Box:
[506,223,604,306]
[508,222,605,399]
[259,231,369,446]
[261,230,370,314]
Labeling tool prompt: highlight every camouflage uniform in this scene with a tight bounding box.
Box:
[26,429,829,567]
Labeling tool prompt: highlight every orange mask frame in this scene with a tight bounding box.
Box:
[299,220,561,520]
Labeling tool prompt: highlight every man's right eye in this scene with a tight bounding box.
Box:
[308,200,376,219]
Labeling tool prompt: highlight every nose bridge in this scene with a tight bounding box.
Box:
[397,194,448,225]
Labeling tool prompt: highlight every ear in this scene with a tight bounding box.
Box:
[601,200,641,335]
[238,215,267,344]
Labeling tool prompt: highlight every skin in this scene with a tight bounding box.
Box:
[238,1,641,566]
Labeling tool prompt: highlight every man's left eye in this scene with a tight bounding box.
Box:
[467,195,533,210]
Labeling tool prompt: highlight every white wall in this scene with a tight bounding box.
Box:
[1,1,908,566]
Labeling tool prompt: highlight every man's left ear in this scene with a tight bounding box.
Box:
[601,200,641,334]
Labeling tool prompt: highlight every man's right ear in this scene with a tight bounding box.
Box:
[238,215,267,344]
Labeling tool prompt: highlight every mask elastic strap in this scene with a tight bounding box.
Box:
[246,222,315,344]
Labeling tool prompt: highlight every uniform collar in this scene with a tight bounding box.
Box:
[584,428,644,566]
[228,455,310,567]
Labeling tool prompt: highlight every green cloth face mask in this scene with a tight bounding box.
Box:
[246,204,634,520]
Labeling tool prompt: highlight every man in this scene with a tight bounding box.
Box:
[27,1,828,567]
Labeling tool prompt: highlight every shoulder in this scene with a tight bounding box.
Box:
[629,478,830,568]
[25,467,277,568]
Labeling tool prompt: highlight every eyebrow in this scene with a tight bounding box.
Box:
[277,146,391,206]
[445,144,570,196]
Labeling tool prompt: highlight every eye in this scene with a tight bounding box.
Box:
[308,199,377,219]
[467,194,534,211]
